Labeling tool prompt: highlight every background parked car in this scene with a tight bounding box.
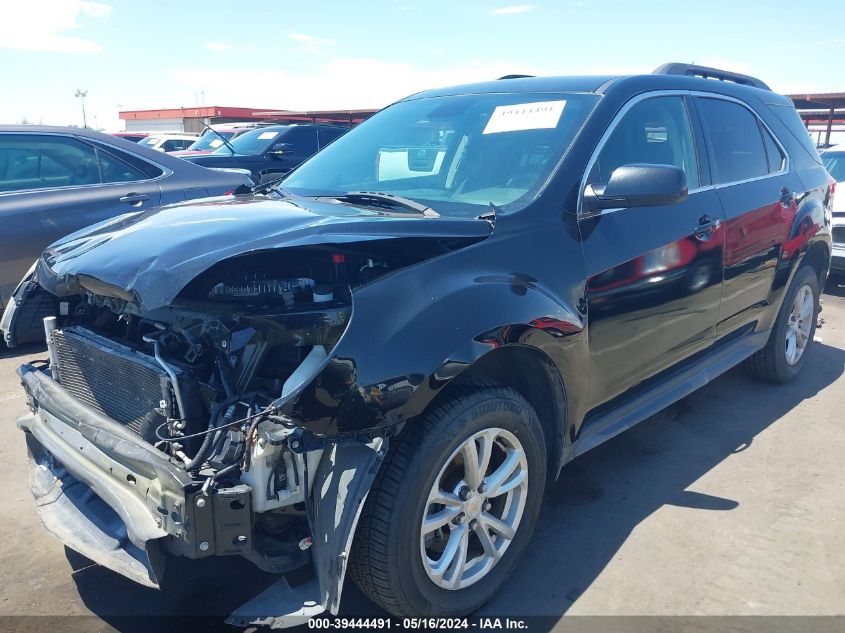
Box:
[137,133,199,152]
[821,148,845,275]
[0,125,252,323]
[183,124,348,183]
[169,123,273,157]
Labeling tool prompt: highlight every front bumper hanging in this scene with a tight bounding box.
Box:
[17,362,387,627]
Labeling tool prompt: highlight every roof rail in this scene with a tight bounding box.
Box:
[497,74,535,80]
[653,63,771,91]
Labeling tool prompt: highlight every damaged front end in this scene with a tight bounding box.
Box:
[11,235,471,626]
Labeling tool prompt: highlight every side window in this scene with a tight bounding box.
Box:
[281,128,318,156]
[90,141,164,179]
[318,128,346,148]
[761,126,785,173]
[696,98,769,184]
[97,148,150,183]
[0,134,100,192]
[590,96,700,190]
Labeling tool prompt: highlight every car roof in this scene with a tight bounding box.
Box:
[404,72,793,106]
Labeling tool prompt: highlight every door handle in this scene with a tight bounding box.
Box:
[694,215,722,241]
[119,193,151,205]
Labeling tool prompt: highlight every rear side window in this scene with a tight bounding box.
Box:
[769,104,823,166]
[0,134,100,192]
[761,126,786,173]
[696,98,769,184]
[589,95,700,190]
[90,140,163,179]
[318,128,346,148]
[282,127,318,156]
[97,148,151,183]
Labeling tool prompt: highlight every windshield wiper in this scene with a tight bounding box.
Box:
[201,123,236,155]
[332,191,440,217]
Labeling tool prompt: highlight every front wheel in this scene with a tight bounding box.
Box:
[349,382,546,616]
[745,265,820,383]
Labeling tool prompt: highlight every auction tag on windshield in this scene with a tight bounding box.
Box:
[258,131,278,140]
[483,100,566,135]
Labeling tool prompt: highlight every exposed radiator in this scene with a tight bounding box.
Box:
[51,327,173,434]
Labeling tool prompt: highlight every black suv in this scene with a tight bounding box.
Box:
[5,64,832,625]
[183,123,348,184]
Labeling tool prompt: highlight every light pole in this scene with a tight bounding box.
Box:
[74,89,88,128]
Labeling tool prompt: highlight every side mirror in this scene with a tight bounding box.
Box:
[583,164,688,212]
[268,142,294,157]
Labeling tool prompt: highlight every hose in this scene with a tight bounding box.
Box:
[184,403,236,472]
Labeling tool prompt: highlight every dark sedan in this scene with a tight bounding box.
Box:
[183,124,347,184]
[0,125,252,317]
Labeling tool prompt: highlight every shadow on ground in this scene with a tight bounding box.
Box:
[42,339,845,630]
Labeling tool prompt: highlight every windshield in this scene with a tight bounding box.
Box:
[282,92,600,216]
[213,126,288,155]
[823,151,845,182]
[190,130,235,151]
[138,137,160,147]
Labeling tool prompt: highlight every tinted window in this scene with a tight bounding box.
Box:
[697,98,769,184]
[768,104,823,166]
[97,148,149,183]
[318,128,346,148]
[0,134,100,192]
[761,126,785,173]
[89,140,163,179]
[590,96,700,189]
[282,127,318,156]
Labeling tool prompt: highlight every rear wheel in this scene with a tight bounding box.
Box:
[745,265,819,383]
[349,382,546,616]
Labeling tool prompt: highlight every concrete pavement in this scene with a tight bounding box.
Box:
[1,282,843,629]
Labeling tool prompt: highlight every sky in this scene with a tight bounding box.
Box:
[1,0,842,131]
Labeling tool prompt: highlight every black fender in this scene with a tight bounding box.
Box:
[290,236,588,475]
[759,178,832,332]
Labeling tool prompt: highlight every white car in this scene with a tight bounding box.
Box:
[136,133,199,153]
[822,148,845,274]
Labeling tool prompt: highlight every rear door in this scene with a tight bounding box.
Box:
[692,95,804,339]
[0,132,162,308]
[578,94,726,410]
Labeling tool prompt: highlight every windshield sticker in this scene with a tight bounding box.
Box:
[209,139,224,147]
[258,131,278,140]
[483,100,567,135]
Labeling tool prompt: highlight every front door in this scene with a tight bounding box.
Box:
[578,94,726,411]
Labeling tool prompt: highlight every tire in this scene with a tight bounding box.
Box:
[349,381,547,617]
[745,265,820,383]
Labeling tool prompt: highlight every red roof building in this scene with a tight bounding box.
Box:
[119,106,379,133]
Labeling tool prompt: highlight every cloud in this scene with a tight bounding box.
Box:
[205,42,234,52]
[489,5,534,15]
[0,0,111,53]
[288,32,337,55]
[166,57,550,112]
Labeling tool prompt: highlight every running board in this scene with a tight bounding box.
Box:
[573,330,770,458]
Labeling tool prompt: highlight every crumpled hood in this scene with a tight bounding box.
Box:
[36,194,492,311]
